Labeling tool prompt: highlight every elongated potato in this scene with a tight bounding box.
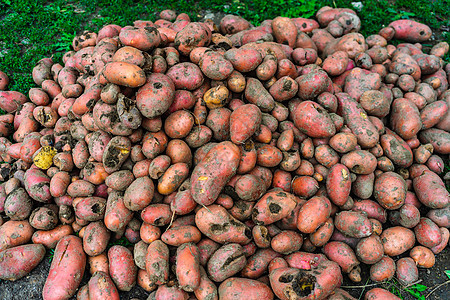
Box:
[0,244,45,281]
[42,236,86,300]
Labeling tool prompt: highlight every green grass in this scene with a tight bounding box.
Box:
[0,0,449,94]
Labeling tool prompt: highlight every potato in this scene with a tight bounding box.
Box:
[145,240,169,285]
[32,224,73,249]
[270,260,342,300]
[396,257,419,285]
[136,73,175,118]
[356,235,384,265]
[380,129,414,168]
[75,197,107,222]
[230,104,262,144]
[326,163,351,206]
[42,236,86,300]
[253,189,297,225]
[104,191,133,232]
[364,288,401,300]
[176,242,201,292]
[219,277,274,299]
[380,226,415,256]
[297,196,331,234]
[29,206,58,230]
[341,150,377,175]
[24,168,51,203]
[324,241,360,281]
[336,93,379,148]
[245,78,275,112]
[88,271,119,300]
[296,69,331,100]
[293,101,336,138]
[413,170,449,209]
[352,199,386,223]
[335,211,373,238]
[119,26,160,51]
[410,246,435,268]
[195,205,251,244]
[123,176,154,211]
[389,19,432,42]
[4,187,33,221]
[418,128,450,154]
[108,245,137,291]
[390,98,422,140]
[175,22,211,55]
[224,48,263,73]
[373,172,406,210]
[414,218,442,248]
[83,221,110,256]
[191,141,240,206]
[0,244,45,281]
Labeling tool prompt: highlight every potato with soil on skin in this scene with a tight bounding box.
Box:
[245,77,275,112]
[380,226,415,256]
[166,62,204,90]
[176,242,201,292]
[219,277,274,300]
[42,235,86,300]
[224,48,263,73]
[326,163,351,206]
[195,204,252,245]
[414,217,442,248]
[88,271,119,300]
[296,69,332,100]
[234,174,266,202]
[4,187,33,221]
[341,150,377,175]
[356,235,384,265]
[119,26,161,51]
[29,206,58,230]
[413,170,449,209]
[24,168,51,203]
[389,19,432,42]
[207,243,247,282]
[83,221,110,257]
[364,288,401,300]
[0,244,45,281]
[161,225,201,246]
[74,197,107,222]
[271,231,303,255]
[323,241,361,282]
[396,257,419,286]
[253,189,297,225]
[269,260,343,300]
[0,220,34,251]
[390,97,422,140]
[410,246,435,268]
[157,162,190,195]
[123,176,154,211]
[108,245,137,291]
[145,240,169,285]
[32,224,73,249]
[336,93,379,148]
[191,141,240,206]
[175,22,211,55]
[293,101,336,138]
[229,104,262,144]
[136,73,175,119]
[105,170,134,191]
[335,210,373,238]
[373,171,407,210]
[296,196,331,234]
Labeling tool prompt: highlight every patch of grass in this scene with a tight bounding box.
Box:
[0,0,449,95]
[384,279,428,300]
[106,236,133,250]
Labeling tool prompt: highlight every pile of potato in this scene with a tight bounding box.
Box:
[0,6,449,300]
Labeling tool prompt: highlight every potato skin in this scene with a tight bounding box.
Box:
[0,244,45,281]
[32,225,74,249]
[146,240,169,285]
[218,277,274,300]
[176,242,201,292]
[253,189,297,226]
[326,164,351,206]
[0,220,34,251]
[335,211,373,238]
[414,218,442,248]
[389,20,432,42]
[88,271,119,300]
[413,170,449,209]
[293,101,336,138]
[191,141,241,206]
[380,226,415,256]
[42,236,86,300]
[364,288,401,300]
[396,257,419,285]
[230,104,262,144]
[136,73,175,119]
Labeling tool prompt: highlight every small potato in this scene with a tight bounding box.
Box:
[158,163,189,195]
[161,225,201,246]
[83,221,110,257]
[373,172,406,210]
[74,197,106,222]
[230,104,262,144]
[329,132,357,153]
[88,271,119,300]
[370,256,396,282]
[29,206,58,230]
[0,243,46,281]
[176,242,201,292]
[389,19,432,42]
[253,189,297,226]
[136,73,175,119]
[364,288,401,300]
[410,246,435,268]
[293,101,335,138]
[396,257,419,286]
[356,235,384,265]
[4,187,33,221]
[124,176,154,211]
[105,170,134,191]
[341,150,377,175]
[323,241,360,281]
[326,164,351,206]
[271,231,303,255]
[32,225,73,249]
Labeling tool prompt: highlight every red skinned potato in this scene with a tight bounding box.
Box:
[218,277,273,300]
[271,17,298,48]
[230,104,262,144]
[293,101,336,138]
[207,243,247,282]
[253,189,297,225]
[0,220,34,251]
[176,242,201,292]
[191,141,240,206]
[373,172,406,210]
[326,164,351,206]
[370,256,396,282]
[88,271,119,300]
[414,218,442,248]
[396,257,419,286]
[119,26,161,51]
[0,244,45,281]
[389,20,432,42]
[102,62,146,88]
[413,170,449,209]
[195,204,252,245]
[270,260,342,300]
[297,196,331,234]
[323,241,361,281]
[175,22,211,55]
[42,236,86,300]
[136,73,175,119]
[224,48,263,73]
[335,210,373,238]
[364,288,401,300]
[32,225,74,249]
[124,176,154,211]
[166,62,204,90]
[380,226,416,256]
[108,245,137,291]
